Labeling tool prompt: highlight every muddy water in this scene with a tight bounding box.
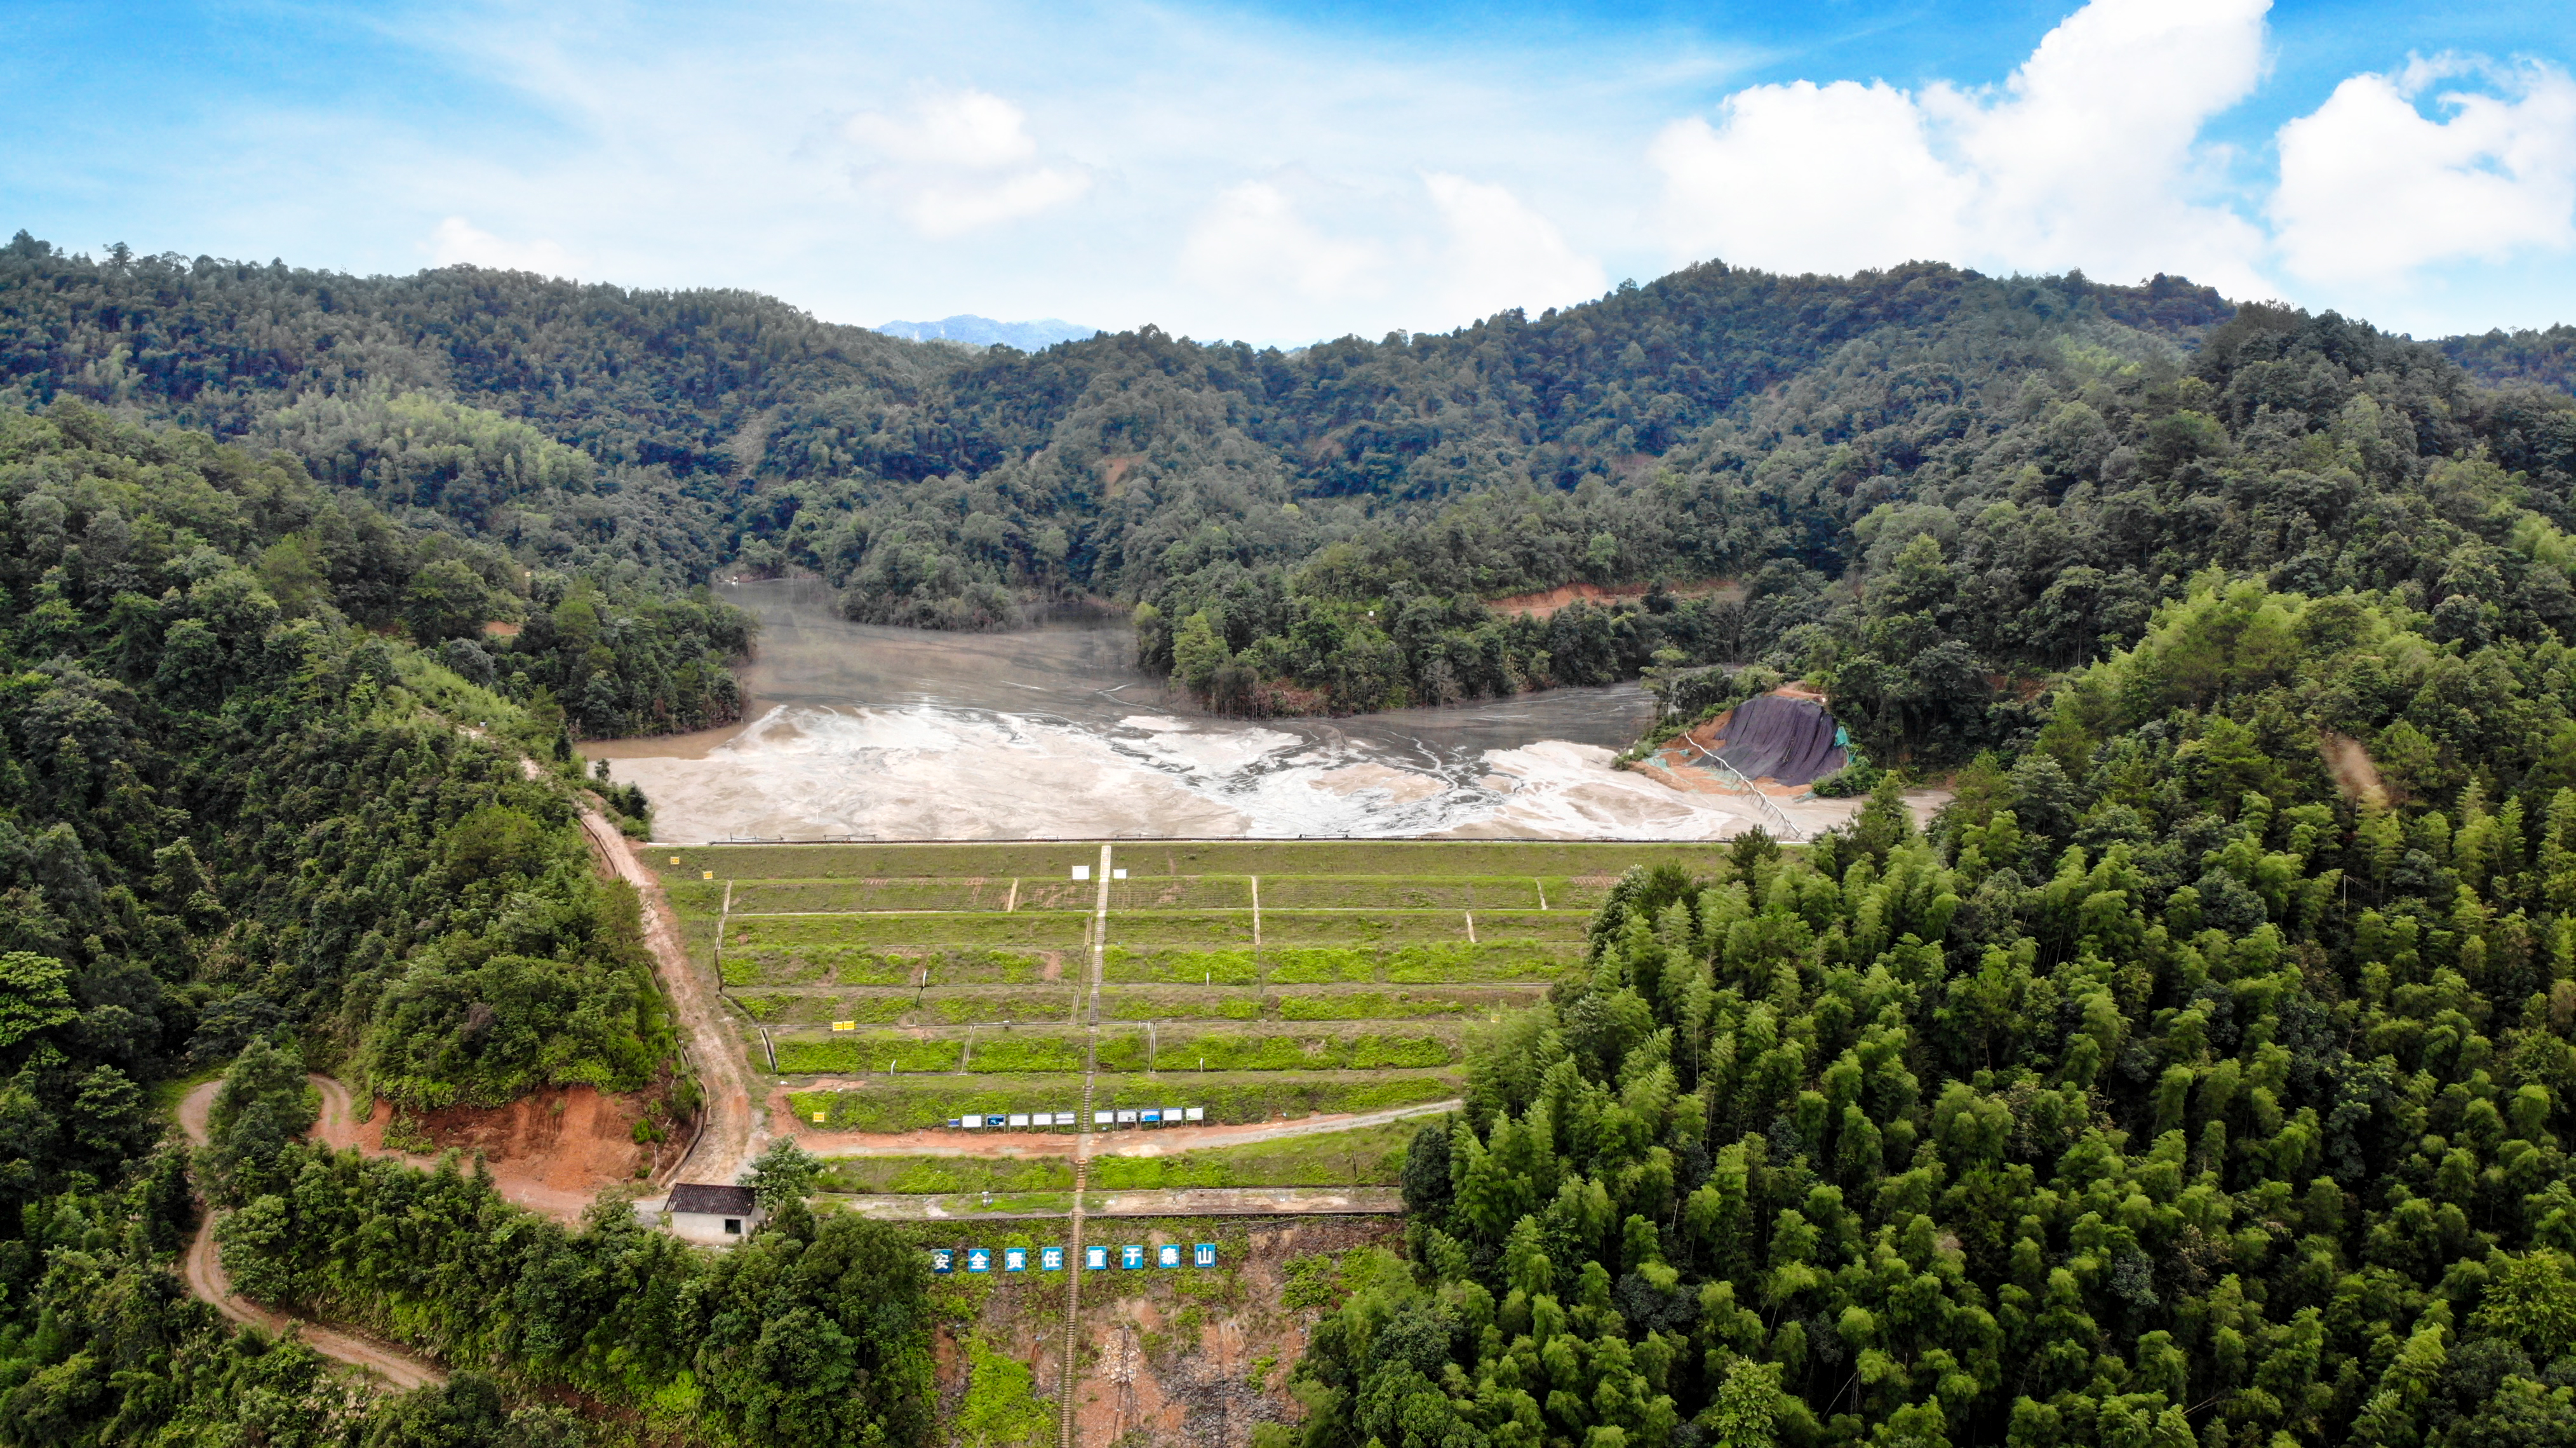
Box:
[585,579,1790,841]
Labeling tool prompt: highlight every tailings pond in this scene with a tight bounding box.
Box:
[584,579,1801,841]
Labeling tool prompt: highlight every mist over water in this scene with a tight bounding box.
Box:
[586,579,1794,841]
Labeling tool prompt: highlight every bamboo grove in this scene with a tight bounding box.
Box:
[1290,584,2576,1448]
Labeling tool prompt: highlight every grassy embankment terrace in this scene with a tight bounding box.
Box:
[816,1120,1418,1196]
[655,840,1726,1129]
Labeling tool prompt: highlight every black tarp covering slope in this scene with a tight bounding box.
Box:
[1700,694,1846,786]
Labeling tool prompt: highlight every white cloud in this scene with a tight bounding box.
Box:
[1177,174,1606,336]
[901,168,1094,238]
[1423,173,1607,321]
[845,90,1038,170]
[845,88,1090,238]
[1651,0,2271,292]
[1180,181,1383,302]
[1649,80,1969,278]
[426,216,582,276]
[2273,58,2576,285]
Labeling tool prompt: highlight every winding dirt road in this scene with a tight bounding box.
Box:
[572,800,761,1190]
[480,728,760,1193]
[177,1078,448,1391]
[161,730,761,1395]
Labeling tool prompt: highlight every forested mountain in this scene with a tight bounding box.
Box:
[0,235,767,737]
[0,401,727,1440]
[8,228,2576,1448]
[9,231,2574,742]
[1299,582,2576,1448]
[2447,325,2576,398]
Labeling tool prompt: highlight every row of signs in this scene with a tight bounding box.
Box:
[940,1108,1205,1129]
[933,1243,1219,1273]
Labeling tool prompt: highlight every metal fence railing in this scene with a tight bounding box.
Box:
[1677,735,1805,841]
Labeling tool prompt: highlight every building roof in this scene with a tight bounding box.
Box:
[666,1183,758,1216]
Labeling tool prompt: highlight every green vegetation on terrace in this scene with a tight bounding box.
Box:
[1272,989,1510,1021]
[1094,1071,1463,1122]
[657,840,1735,881]
[723,946,1066,988]
[1092,984,1526,1022]
[1099,942,1575,986]
[735,986,1075,1026]
[725,877,1070,913]
[726,911,1090,951]
[1258,876,1548,909]
[1384,942,1585,981]
[822,1155,1077,1195]
[772,1022,1462,1076]
[755,980,1538,1030]
[787,1076,1094,1132]
[1085,1119,1419,1191]
[1109,909,1256,947]
[1094,1026,1463,1073]
[772,1028,1091,1075]
[956,928,1582,981]
[676,841,1592,1136]
[1261,909,1587,947]
[1112,875,1258,910]
[1103,946,1265,984]
[1099,988,1266,1021]
[788,1069,1462,1132]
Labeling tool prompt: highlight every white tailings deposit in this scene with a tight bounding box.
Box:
[586,580,1870,842]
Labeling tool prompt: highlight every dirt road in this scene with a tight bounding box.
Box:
[828,1186,1403,1219]
[177,1079,448,1391]
[573,800,761,1190]
[782,1095,1460,1160]
[156,725,758,1395]
[463,726,758,1193]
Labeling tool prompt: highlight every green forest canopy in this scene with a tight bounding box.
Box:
[8,234,2573,731]
[1290,580,2576,1448]
[3,232,2576,1445]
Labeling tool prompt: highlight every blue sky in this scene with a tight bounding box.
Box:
[3,0,2573,345]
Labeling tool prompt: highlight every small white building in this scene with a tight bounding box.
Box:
[665,1183,761,1244]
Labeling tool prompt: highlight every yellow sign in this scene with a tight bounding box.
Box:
[814,1110,827,1124]
[831,1021,856,1031]
[702,870,714,880]
[671,855,681,865]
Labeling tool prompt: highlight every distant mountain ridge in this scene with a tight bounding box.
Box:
[876,314,1100,349]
